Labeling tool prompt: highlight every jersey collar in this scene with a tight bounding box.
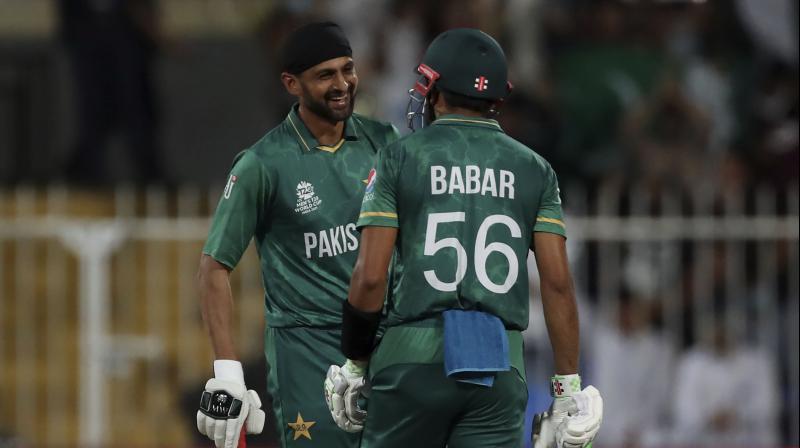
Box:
[285,104,359,153]
[431,114,504,132]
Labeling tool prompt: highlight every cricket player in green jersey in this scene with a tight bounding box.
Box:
[195,22,399,448]
[324,29,604,447]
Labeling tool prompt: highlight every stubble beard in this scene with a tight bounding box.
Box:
[302,83,357,124]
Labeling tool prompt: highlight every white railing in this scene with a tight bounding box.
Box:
[0,184,798,447]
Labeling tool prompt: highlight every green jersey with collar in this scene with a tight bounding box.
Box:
[358,114,565,331]
[204,105,399,328]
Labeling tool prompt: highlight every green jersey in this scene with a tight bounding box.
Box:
[204,105,399,328]
[358,115,565,331]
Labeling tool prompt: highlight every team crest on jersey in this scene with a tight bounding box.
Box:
[223,174,238,199]
[295,180,322,214]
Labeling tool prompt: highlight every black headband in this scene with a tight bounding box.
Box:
[281,22,352,75]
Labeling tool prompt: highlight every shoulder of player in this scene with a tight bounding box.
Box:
[377,126,461,161]
[226,128,292,175]
[498,133,556,173]
[350,113,393,131]
[244,123,303,159]
[351,113,400,143]
[378,128,424,156]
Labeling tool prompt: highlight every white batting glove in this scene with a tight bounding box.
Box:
[557,385,603,448]
[324,359,369,432]
[533,398,572,448]
[533,375,603,448]
[196,360,266,448]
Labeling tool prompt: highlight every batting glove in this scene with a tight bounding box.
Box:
[197,360,266,448]
[324,359,369,432]
[533,374,603,448]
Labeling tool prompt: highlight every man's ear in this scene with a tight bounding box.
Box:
[281,72,301,96]
[428,89,440,108]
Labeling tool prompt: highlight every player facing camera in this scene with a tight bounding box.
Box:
[406,28,513,131]
[197,20,399,448]
[280,21,358,126]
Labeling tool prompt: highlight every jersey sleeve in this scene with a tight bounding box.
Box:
[202,150,271,269]
[533,162,567,238]
[357,144,400,229]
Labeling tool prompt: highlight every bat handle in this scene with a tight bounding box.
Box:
[237,427,247,448]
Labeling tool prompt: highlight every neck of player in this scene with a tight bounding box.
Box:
[299,105,345,147]
[432,94,489,120]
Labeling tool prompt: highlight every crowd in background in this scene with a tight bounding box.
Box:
[46,0,800,446]
[55,0,799,192]
[286,0,799,193]
[262,2,798,446]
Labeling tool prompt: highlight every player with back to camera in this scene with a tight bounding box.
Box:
[324,28,604,447]
[195,22,399,448]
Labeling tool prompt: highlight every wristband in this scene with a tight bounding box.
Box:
[550,373,581,398]
[214,359,245,385]
[344,359,368,376]
[341,300,381,360]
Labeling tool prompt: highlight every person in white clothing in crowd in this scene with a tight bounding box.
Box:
[672,314,779,445]
[589,291,675,446]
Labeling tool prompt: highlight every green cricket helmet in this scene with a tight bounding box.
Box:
[406,28,513,130]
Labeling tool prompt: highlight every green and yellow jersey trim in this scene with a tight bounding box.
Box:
[317,139,345,153]
[359,211,398,219]
[434,117,502,130]
[536,217,565,229]
[287,114,311,151]
[288,113,347,153]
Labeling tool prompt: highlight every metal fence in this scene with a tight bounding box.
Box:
[0,184,797,447]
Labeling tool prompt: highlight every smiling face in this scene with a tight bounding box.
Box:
[282,56,358,124]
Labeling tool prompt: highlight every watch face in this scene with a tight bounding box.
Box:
[200,390,243,419]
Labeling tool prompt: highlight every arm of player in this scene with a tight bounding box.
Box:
[198,255,238,360]
[196,255,265,448]
[532,233,602,448]
[348,226,398,317]
[533,233,578,375]
[325,226,397,432]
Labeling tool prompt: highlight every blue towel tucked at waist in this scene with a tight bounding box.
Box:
[443,309,510,387]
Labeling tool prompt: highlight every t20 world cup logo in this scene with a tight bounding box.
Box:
[295,180,322,214]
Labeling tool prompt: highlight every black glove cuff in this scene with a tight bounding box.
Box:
[341,300,381,360]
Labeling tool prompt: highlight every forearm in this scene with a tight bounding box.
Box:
[198,257,237,360]
[347,262,387,312]
[342,262,386,362]
[540,280,579,374]
[341,226,396,361]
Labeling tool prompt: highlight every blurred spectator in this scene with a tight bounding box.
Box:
[667,1,746,155]
[499,82,562,164]
[58,0,164,185]
[750,62,799,186]
[551,0,670,183]
[351,0,426,131]
[622,74,710,192]
[736,0,798,68]
[254,4,307,124]
[589,291,674,447]
[672,317,779,445]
